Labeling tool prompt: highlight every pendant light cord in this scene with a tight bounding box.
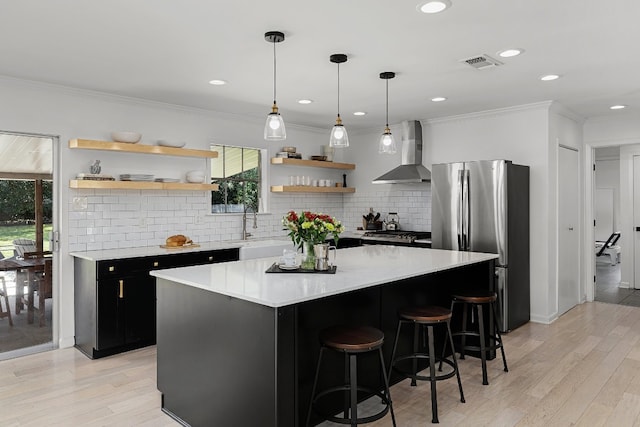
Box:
[272,41,277,104]
[336,63,340,117]
[385,79,389,127]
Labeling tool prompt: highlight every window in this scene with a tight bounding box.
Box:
[210,145,262,213]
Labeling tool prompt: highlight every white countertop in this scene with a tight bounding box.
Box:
[69,232,365,261]
[150,246,498,308]
[69,238,291,261]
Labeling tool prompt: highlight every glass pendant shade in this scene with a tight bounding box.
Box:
[329,115,349,147]
[264,103,286,140]
[378,126,397,154]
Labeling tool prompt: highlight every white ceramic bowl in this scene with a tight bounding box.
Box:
[186,171,205,183]
[111,131,142,143]
[157,140,186,148]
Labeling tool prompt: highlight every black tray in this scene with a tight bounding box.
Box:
[265,263,337,274]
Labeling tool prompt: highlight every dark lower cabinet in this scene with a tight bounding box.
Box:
[96,274,156,351]
[74,247,240,359]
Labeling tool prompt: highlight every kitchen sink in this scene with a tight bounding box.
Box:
[238,239,294,260]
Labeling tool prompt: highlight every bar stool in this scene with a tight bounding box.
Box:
[388,306,464,424]
[306,325,396,427]
[448,290,508,385]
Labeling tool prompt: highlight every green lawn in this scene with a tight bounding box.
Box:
[0,224,52,258]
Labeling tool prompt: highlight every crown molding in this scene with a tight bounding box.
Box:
[0,75,323,134]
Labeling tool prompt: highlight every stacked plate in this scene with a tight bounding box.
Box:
[120,174,155,182]
[155,178,180,183]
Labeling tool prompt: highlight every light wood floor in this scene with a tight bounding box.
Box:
[1,301,640,426]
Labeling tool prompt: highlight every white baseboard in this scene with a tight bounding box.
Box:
[58,336,75,349]
[530,312,557,325]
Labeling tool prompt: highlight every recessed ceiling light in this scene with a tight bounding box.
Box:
[610,105,626,110]
[431,97,447,102]
[540,74,560,81]
[298,99,313,104]
[498,48,524,58]
[208,79,227,85]
[353,111,367,116]
[417,0,451,14]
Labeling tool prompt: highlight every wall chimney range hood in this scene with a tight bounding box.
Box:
[372,120,431,184]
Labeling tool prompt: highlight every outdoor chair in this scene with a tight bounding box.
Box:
[12,239,37,259]
[595,232,621,265]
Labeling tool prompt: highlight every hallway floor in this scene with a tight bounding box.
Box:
[594,260,640,306]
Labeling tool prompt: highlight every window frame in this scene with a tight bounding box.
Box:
[210,144,267,214]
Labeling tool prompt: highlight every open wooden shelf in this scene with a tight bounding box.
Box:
[270,185,355,194]
[69,139,218,158]
[70,180,218,191]
[270,157,355,170]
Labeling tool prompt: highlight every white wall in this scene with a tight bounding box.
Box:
[0,77,351,348]
[0,75,588,349]
[342,124,431,232]
[595,158,620,234]
[425,102,557,324]
[619,144,640,288]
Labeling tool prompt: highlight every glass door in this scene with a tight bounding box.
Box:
[0,131,56,359]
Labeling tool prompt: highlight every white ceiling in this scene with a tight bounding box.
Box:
[2,0,638,132]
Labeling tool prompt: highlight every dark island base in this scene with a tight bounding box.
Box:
[156,259,495,427]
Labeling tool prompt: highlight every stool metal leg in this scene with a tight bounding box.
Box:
[459,302,468,359]
[349,353,357,427]
[477,304,489,385]
[388,319,403,385]
[377,347,397,427]
[411,322,419,386]
[427,325,439,423]
[306,347,326,427]
[491,302,509,372]
[344,352,350,419]
[446,320,465,403]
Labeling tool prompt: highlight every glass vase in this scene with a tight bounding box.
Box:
[301,240,316,270]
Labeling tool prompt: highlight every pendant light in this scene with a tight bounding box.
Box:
[329,54,349,148]
[264,31,286,141]
[378,72,397,154]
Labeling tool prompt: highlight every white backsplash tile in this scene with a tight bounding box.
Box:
[67,187,431,252]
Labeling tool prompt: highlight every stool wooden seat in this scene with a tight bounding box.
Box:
[389,306,464,424]
[452,291,496,304]
[320,325,384,352]
[307,325,396,426]
[0,276,14,327]
[449,290,508,385]
[399,306,452,323]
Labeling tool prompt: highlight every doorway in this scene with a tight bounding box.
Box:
[0,131,57,359]
[590,145,640,307]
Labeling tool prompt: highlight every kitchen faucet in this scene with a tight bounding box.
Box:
[242,205,258,240]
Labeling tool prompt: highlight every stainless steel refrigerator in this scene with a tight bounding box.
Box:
[431,160,529,332]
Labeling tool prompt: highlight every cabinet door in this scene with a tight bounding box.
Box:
[123,274,156,345]
[96,278,125,350]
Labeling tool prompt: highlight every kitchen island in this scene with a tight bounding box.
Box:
[151,246,498,427]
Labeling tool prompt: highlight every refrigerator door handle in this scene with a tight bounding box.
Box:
[462,169,470,251]
[456,169,464,250]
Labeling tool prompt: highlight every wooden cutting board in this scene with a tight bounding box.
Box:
[159,243,201,249]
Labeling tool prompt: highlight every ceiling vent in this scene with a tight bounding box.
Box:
[460,54,503,70]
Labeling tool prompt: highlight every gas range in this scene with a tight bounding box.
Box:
[360,230,431,247]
